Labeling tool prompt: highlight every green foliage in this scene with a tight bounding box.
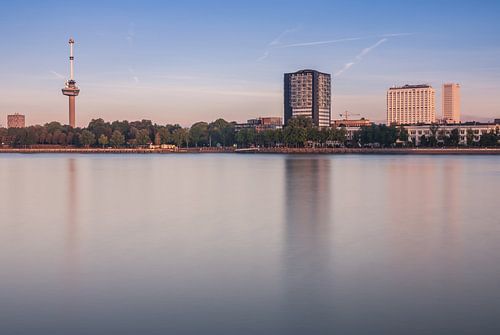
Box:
[98,134,109,148]
[208,118,234,146]
[172,128,189,147]
[479,130,498,147]
[189,122,209,147]
[80,130,96,147]
[110,130,125,148]
[357,124,398,147]
[135,129,152,146]
[1,117,497,150]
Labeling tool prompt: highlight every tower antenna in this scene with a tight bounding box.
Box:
[61,38,80,128]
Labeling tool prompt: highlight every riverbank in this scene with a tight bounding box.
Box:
[1,147,500,155]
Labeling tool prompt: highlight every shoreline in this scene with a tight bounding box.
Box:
[1,148,500,155]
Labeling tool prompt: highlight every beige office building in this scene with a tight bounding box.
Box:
[387,85,436,125]
[442,83,461,123]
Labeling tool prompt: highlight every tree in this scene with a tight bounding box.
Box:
[110,130,125,148]
[189,122,209,147]
[419,135,429,147]
[208,118,234,147]
[135,129,151,146]
[172,128,189,147]
[446,128,460,147]
[466,128,475,146]
[283,117,309,147]
[154,132,161,146]
[479,130,498,147]
[428,123,440,147]
[80,130,96,147]
[88,118,112,139]
[157,127,171,144]
[98,134,109,148]
[398,126,409,142]
[236,128,256,147]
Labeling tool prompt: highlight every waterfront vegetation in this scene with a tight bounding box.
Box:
[1,117,498,149]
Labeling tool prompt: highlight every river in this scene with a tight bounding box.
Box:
[1,154,499,334]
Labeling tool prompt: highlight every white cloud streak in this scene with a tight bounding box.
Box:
[269,28,299,46]
[335,38,388,77]
[50,70,66,80]
[280,37,363,48]
[257,32,411,62]
[257,26,300,61]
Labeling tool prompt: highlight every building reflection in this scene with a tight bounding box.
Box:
[65,158,80,285]
[283,157,335,332]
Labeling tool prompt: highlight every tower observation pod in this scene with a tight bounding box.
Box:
[61,38,80,128]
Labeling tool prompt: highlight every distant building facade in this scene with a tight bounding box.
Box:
[284,69,331,127]
[7,113,25,128]
[442,83,461,123]
[332,118,372,128]
[387,84,436,125]
[235,117,283,132]
[406,123,499,146]
[342,123,499,146]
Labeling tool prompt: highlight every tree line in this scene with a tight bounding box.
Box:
[1,117,498,148]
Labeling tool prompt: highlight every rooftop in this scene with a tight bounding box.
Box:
[286,69,331,77]
[389,84,432,90]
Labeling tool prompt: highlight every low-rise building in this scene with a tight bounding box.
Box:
[7,113,25,128]
[406,123,499,146]
[236,117,283,132]
[332,118,372,128]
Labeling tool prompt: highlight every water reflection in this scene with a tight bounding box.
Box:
[283,157,335,333]
[65,158,80,286]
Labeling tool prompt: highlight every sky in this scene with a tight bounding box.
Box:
[0,0,499,127]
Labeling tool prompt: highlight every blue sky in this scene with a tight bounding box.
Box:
[1,0,499,126]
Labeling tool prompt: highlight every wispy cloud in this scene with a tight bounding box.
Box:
[335,38,388,76]
[128,68,139,83]
[269,27,299,46]
[280,37,363,48]
[257,26,300,61]
[127,22,136,45]
[257,50,270,62]
[380,33,414,37]
[50,70,66,80]
[258,32,414,62]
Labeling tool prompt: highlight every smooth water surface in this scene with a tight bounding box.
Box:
[1,154,499,334]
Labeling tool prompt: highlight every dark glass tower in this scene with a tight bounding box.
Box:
[284,69,331,127]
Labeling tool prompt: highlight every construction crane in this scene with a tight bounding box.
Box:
[339,111,360,121]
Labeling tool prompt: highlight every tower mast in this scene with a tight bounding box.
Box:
[61,38,80,128]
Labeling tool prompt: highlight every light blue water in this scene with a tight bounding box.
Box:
[1,154,499,334]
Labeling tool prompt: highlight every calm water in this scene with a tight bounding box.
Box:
[1,154,500,334]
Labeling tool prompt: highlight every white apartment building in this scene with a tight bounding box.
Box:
[387,84,436,125]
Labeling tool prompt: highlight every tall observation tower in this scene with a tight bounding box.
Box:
[61,38,80,128]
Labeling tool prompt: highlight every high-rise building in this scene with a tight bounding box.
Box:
[387,84,436,125]
[7,113,25,128]
[442,83,461,123]
[284,69,331,127]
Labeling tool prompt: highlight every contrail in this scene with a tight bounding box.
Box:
[257,31,411,62]
[257,50,270,62]
[335,38,388,76]
[269,27,299,46]
[50,70,66,80]
[280,37,363,48]
[257,26,300,61]
[380,33,414,37]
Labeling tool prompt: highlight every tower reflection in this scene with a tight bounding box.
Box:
[283,156,335,332]
[65,158,80,285]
